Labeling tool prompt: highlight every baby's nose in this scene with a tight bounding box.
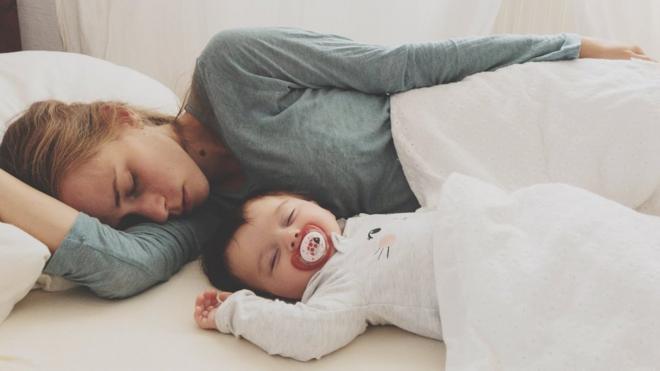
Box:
[287,231,301,252]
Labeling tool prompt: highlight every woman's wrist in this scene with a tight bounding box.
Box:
[0,168,78,251]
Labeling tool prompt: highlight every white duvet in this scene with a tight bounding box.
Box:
[391,59,660,214]
[390,60,660,369]
[432,174,660,370]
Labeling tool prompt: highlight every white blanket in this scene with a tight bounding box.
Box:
[391,59,660,214]
[432,174,660,370]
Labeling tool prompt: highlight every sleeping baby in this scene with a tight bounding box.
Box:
[193,191,442,361]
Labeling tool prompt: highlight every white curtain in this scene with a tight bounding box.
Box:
[494,0,660,59]
[55,0,659,99]
[54,0,500,99]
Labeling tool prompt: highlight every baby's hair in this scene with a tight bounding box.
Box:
[200,189,311,300]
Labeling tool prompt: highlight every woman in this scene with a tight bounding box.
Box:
[0,28,651,298]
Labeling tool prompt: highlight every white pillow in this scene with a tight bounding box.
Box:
[0,224,50,324]
[0,51,180,323]
[0,50,180,136]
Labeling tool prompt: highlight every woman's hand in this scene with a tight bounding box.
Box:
[194,289,232,330]
[580,37,656,62]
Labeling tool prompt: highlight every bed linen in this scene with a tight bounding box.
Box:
[391,58,660,214]
[389,58,660,369]
[0,261,445,371]
[432,174,660,370]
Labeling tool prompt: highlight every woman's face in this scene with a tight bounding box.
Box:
[58,124,210,227]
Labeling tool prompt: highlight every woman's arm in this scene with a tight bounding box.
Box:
[0,169,76,250]
[198,27,582,96]
[0,169,222,298]
[200,28,655,98]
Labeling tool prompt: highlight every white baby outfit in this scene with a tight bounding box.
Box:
[214,210,442,361]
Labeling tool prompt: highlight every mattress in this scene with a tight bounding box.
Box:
[0,261,445,371]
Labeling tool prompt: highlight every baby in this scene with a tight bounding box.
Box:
[194,191,442,361]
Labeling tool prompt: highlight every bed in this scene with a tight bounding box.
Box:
[5,42,660,371]
[0,51,445,371]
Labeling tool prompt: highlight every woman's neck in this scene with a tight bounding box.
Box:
[172,112,245,190]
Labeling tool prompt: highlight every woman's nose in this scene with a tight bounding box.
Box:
[132,193,169,223]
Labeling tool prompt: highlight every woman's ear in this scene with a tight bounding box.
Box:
[100,103,139,128]
[116,107,140,127]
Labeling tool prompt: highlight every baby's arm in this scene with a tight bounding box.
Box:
[201,289,366,361]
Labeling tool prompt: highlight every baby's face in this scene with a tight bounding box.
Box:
[226,195,341,300]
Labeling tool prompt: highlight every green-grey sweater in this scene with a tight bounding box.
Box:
[44,27,581,298]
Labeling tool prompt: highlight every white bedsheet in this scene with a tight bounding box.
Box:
[432,174,660,370]
[0,261,445,371]
[391,59,660,214]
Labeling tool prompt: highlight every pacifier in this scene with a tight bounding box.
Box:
[291,224,334,271]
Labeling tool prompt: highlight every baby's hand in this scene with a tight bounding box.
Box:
[194,289,232,330]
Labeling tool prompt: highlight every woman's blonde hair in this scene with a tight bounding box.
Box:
[0,100,175,197]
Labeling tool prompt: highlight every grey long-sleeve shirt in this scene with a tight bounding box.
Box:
[215,210,441,361]
[44,28,581,298]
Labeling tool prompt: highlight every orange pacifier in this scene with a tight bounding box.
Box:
[291,224,334,271]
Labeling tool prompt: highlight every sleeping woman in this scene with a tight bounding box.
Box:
[0,27,652,298]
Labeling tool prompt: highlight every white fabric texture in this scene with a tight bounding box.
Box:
[433,174,660,370]
[0,50,179,137]
[391,59,660,214]
[215,211,442,361]
[16,0,64,51]
[0,261,445,370]
[0,50,180,322]
[0,224,50,325]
